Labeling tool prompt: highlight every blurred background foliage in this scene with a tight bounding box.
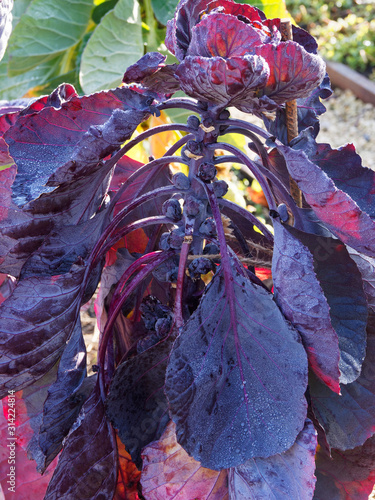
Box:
[0,0,288,100]
[1,0,374,100]
[286,0,375,79]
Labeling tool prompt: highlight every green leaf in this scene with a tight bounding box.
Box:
[151,0,179,25]
[92,0,119,24]
[12,0,33,27]
[7,0,93,76]
[80,0,143,93]
[0,53,63,100]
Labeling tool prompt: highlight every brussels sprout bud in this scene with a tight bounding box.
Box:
[169,228,185,249]
[188,257,214,278]
[199,217,217,237]
[185,140,203,159]
[162,198,182,221]
[212,180,228,198]
[198,162,217,182]
[155,316,172,338]
[159,232,171,250]
[172,172,191,190]
[184,196,203,217]
[187,115,200,129]
[219,109,230,120]
[203,242,220,256]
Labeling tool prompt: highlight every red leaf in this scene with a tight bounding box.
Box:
[141,421,229,499]
[176,55,269,110]
[278,145,375,258]
[272,222,341,393]
[0,377,59,499]
[188,14,265,58]
[315,434,375,500]
[253,41,326,103]
[114,434,141,500]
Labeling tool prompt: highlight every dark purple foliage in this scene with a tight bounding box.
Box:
[44,388,118,499]
[165,265,307,469]
[0,0,374,497]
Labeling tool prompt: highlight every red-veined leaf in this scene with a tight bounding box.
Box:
[165,263,308,469]
[141,421,229,499]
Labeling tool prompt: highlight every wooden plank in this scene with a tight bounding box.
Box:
[325,60,375,105]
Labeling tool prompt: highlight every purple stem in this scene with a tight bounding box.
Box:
[218,118,271,140]
[109,154,186,209]
[98,250,175,369]
[90,185,177,267]
[158,98,201,114]
[222,126,272,169]
[218,198,274,242]
[103,123,192,172]
[203,183,233,284]
[174,240,191,330]
[101,215,171,257]
[209,142,277,211]
[204,182,249,392]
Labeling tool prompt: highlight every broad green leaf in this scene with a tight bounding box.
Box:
[12,0,33,27]
[7,0,92,76]
[80,0,143,93]
[92,0,119,24]
[151,0,179,25]
[0,53,63,100]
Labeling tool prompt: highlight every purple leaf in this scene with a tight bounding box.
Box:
[307,142,375,219]
[44,387,117,500]
[4,86,154,206]
[37,319,93,472]
[0,262,85,398]
[291,24,319,54]
[176,55,269,111]
[348,248,375,314]
[313,471,341,499]
[309,315,375,450]
[165,0,211,61]
[0,151,113,277]
[277,145,375,258]
[252,41,326,104]
[228,419,317,499]
[113,159,172,235]
[165,264,308,469]
[187,14,266,58]
[106,334,175,467]
[314,433,375,500]
[272,222,341,393]
[294,229,367,384]
[264,74,332,144]
[20,209,109,278]
[123,52,180,96]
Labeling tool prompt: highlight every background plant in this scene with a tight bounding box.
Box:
[286,0,375,78]
[0,0,288,101]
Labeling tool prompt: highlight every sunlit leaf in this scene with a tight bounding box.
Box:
[141,421,229,499]
[80,0,143,93]
[7,0,92,75]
